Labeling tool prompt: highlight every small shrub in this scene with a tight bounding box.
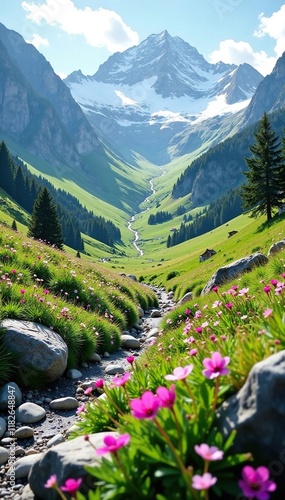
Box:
[166,270,180,280]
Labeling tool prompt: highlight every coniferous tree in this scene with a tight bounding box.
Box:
[14,166,27,209]
[241,113,284,222]
[0,142,15,197]
[11,220,17,231]
[28,187,64,249]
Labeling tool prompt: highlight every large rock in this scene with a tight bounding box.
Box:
[201,252,268,294]
[1,320,68,384]
[28,432,117,499]
[216,351,285,493]
[267,239,285,256]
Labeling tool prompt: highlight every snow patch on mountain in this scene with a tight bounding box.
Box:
[64,31,264,164]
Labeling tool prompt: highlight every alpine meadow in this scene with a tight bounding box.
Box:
[0,4,285,499]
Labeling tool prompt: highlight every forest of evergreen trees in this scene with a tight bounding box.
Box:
[167,189,242,248]
[0,142,121,250]
[148,210,172,225]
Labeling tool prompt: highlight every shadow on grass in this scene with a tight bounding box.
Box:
[255,212,285,233]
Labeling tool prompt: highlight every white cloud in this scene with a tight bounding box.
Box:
[209,39,276,76]
[26,33,49,50]
[21,0,139,53]
[255,5,285,58]
[209,6,285,77]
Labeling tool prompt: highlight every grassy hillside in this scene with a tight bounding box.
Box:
[0,221,158,388]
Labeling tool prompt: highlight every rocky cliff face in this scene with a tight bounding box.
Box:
[242,52,285,126]
[0,23,102,168]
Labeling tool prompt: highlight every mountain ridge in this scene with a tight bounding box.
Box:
[65,30,263,165]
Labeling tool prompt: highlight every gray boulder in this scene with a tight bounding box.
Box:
[267,239,285,256]
[216,351,285,491]
[16,403,46,424]
[0,381,22,411]
[1,320,68,384]
[28,432,117,499]
[49,397,79,411]
[120,335,140,349]
[8,454,42,479]
[202,252,268,294]
[179,292,193,305]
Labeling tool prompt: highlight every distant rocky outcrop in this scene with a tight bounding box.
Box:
[201,253,268,294]
[242,51,285,127]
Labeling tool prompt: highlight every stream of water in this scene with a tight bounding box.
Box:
[127,170,165,256]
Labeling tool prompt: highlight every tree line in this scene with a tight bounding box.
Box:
[166,189,242,248]
[0,142,121,249]
[148,211,172,225]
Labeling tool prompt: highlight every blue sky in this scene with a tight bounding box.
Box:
[1,1,285,78]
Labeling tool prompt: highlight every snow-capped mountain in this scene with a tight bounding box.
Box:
[65,31,263,164]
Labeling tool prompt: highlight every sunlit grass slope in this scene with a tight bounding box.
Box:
[0,222,158,387]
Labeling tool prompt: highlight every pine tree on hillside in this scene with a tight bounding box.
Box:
[241,113,284,222]
[14,166,27,209]
[28,187,64,249]
[0,142,15,197]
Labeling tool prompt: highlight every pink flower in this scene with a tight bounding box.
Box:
[156,385,176,409]
[239,465,276,500]
[96,433,130,455]
[202,352,230,379]
[84,386,93,395]
[95,378,104,388]
[263,308,273,318]
[60,478,83,498]
[126,356,135,365]
[195,326,203,333]
[194,443,224,461]
[111,372,131,387]
[165,364,194,381]
[189,348,197,356]
[192,472,217,490]
[130,391,160,419]
[185,308,191,315]
[20,289,26,294]
[44,474,57,489]
[263,286,271,294]
[11,269,17,274]
[212,286,219,293]
[225,302,233,309]
[270,279,279,287]
[76,404,86,415]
